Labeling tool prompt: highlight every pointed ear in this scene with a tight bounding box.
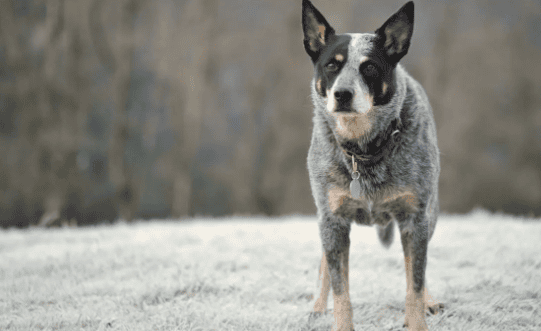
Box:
[374,1,414,64]
[302,0,335,63]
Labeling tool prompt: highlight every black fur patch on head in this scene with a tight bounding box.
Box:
[313,35,352,98]
[362,42,397,106]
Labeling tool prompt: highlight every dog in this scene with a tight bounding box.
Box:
[302,1,443,330]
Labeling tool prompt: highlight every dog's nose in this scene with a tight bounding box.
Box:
[334,89,353,103]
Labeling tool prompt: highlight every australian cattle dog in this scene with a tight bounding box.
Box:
[302,0,444,330]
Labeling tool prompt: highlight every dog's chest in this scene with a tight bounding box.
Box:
[326,175,419,225]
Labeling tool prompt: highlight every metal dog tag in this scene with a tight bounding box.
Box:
[350,155,361,199]
[350,172,361,199]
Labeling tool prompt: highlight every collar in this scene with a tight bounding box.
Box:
[340,117,402,165]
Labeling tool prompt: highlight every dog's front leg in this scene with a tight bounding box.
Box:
[320,219,353,331]
[400,218,429,331]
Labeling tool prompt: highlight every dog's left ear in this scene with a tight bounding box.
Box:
[375,1,414,64]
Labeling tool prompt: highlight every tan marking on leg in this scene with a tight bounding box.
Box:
[313,253,331,313]
[332,247,353,331]
[382,82,388,95]
[409,291,428,331]
[404,256,414,328]
[328,185,366,214]
[335,53,344,62]
[333,113,372,140]
[404,256,428,331]
[328,186,350,213]
[380,188,419,214]
[403,193,418,209]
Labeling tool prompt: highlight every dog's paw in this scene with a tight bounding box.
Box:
[427,302,445,315]
[403,303,444,329]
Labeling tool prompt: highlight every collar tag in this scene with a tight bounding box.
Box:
[350,155,361,199]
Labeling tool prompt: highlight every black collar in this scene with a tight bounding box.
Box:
[341,117,402,165]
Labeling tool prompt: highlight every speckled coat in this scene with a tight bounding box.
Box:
[302,0,443,330]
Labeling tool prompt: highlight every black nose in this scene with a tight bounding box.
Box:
[334,89,353,103]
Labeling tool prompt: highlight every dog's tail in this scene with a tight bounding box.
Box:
[377,221,394,249]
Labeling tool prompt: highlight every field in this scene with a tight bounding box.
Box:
[1,210,540,330]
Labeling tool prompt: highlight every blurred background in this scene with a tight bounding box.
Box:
[0,0,540,227]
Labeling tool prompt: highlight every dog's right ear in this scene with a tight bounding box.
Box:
[302,0,335,63]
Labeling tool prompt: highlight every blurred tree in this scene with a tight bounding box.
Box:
[89,0,144,222]
[0,0,89,227]
[425,1,541,215]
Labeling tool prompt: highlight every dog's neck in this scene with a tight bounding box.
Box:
[340,117,402,165]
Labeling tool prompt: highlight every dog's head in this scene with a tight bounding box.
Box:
[302,0,414,148]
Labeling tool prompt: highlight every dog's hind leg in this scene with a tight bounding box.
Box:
[320,220,353,331]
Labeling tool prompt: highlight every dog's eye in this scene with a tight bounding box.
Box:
[325,62,338,71]
[362,64,378,78]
